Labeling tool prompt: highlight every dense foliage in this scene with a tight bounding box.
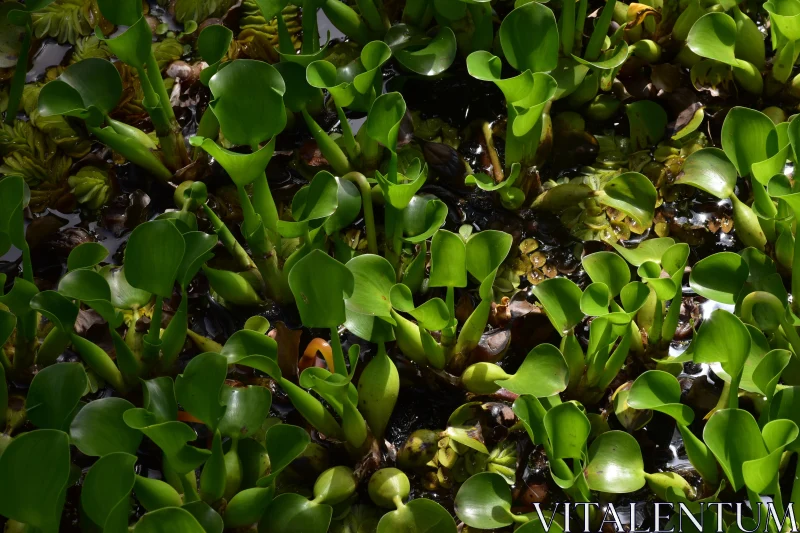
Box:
[3,0,800,531]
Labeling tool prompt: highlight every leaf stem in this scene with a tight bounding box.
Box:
[4,25,31,126]
[329,326,348,377]
[340,172,378,254]
[301,109,353,177]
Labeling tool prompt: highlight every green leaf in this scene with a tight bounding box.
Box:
[687,12,739,66]
[133,507,207,533]
[182,501,224,533]
[466,230,513,282]
[25,362,87,431]
[704,408,767,490]
[200,431,226,503]
[581,282,611,316]
[366,92,407,153]
[190,137,276,187]
[30,290,79,333]
[769,387,800,451]
[197,25,233,84]
[0,176,27,253]
[218,385,272,440]
[610,237,675,267]
[582,251,630,297]
[67,241,109,271]
[392,26,457,76]
[124,409,211,474]
[765,0,800,41]
[721,107,778,178]
[289,250,355,328]
[221,330,278,364]
[143,376,179,424]
[101,265,152,309]
[752,349,792,400]
[584,431,646,493]
[82,452,137,532]
[628,370,695,425]
[208,59,287,147]
[401,195,448,242]
[454,472,516,529]
[70,397,143,456]
[279,171,341,237]
[134,476,184,512]
[38,58,122,123]
[377,498,456,533]
[496,344,569,397]
[544,401,591,460]
[627,101,668,150]
[257,424,310,487]
[124,220,186,297]
[224,487,275,528]
[499,1,559,73]
[175,352,228,431]
[675,148,738,199]
[532,278,584,334]
[357,347,399,439]
[0,429,71,532]
[598,172,657,229]
[689,252,749,304]
[260,494,332,533]
[429,230,467,288]
[177,232,218,289]
[275,61,322,113]
[693,309,750,381]
[97,16,153,68]
[97,0,142,25]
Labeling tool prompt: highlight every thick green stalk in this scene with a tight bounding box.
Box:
[341,172,378,254]
[277,13,294,54]
[301,109,353,176]
[252,173,280,244]
[560,0,576,56]
[574,0,589,54]
[301,0,320,54]
[202,205,257,271]
[88,126,173,181]
[321,0,371,45]
[402,0,428,26]
[335,105,359,162]
[137,65,186,171]
[355,0,387,33]
[5,26,31,126]
[144,295,163,363]
[584,0,617,60]
[329,327,348,377]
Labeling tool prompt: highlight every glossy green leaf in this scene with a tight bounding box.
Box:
[689,252,749,304]
[82,452,136,532]
[70,397,143,456]
[598,172,657,229]
[124,409,211,474]
[582,251,630,297]
[687,12,739,66]
[377,498,456,533]
[610,237,675,266]
[627,370,694,425]
[25,362,86,431]
[704,408,767,490]
[429,230,467,288]
[175,352,228,431]
[38,58,122,123]
[499,1,559,73]
[357,347,399,439]
[693,309,750,381]
[366,92,406,152]
[496,344,569,397]
[721,107,777,178]
[133,507,207,533]
[466,230,513,282]
[30,290,78,333]
[289,250,355,328]
[401,195,448,243]
[208,59,287,147]
[124,220,185,298]
[257,424,311,487]
[278,171,340,237]
[177,232,218,289]
[260,494,332,533]
[101,265,152,309]
[143,376,179,424]
[190,137,276,188]
[675,148,737,199]
[0,429,71,532]
[454,472,516,529]
[544,401,591,460]
[67,242,109,271]
[394,26,457,76]
[97,16,153,68]
[218,385,272,440]
[182,501,224,533]
[532,278,584,334]
[584,431,646,493]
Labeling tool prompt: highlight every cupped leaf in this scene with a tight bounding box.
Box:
[429,230,467,288]
[218,385,272,440]
[687,12,739,66]
[454,472,516,529]
[704,408,767,490]
[97,16,153,68]
[25,362,87,431]
[30,290,79,333]
[627,370,694,425]
[721,107,777,178]
[391,26,457,76]
[689,252,749,304]
[257,423,311,487]
[124,220,186,297]
[38,58,122,123]
[124,409,211,474]
[221,329,278,363]
[532,278,584,334]
[584,431,646,493]
[208,59,287,147]
[133,507,206,533]
[289,250,355,328]
[496,344,569,397]
[101,265,152,309]
[401,195,448,242]
[260,493,332,533]
[366,92,407,152]
[466,230,513,282]
[598,172,657,229]
[67,241,109,271]
[544,401,591,460]
[189,137,276,187]
[582,251,630,297]
[197,24,233,85]
[70,397,143,456]
[499,1,559,73]
[377,498,456,533]
[175,352,228,431]
[611,237,675,266]
[82,452,137,532]
[693,309,750,381]
[676,148,738,199]
[0,429,71,532]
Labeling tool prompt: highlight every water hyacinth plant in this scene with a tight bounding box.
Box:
[8,0,800,530]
